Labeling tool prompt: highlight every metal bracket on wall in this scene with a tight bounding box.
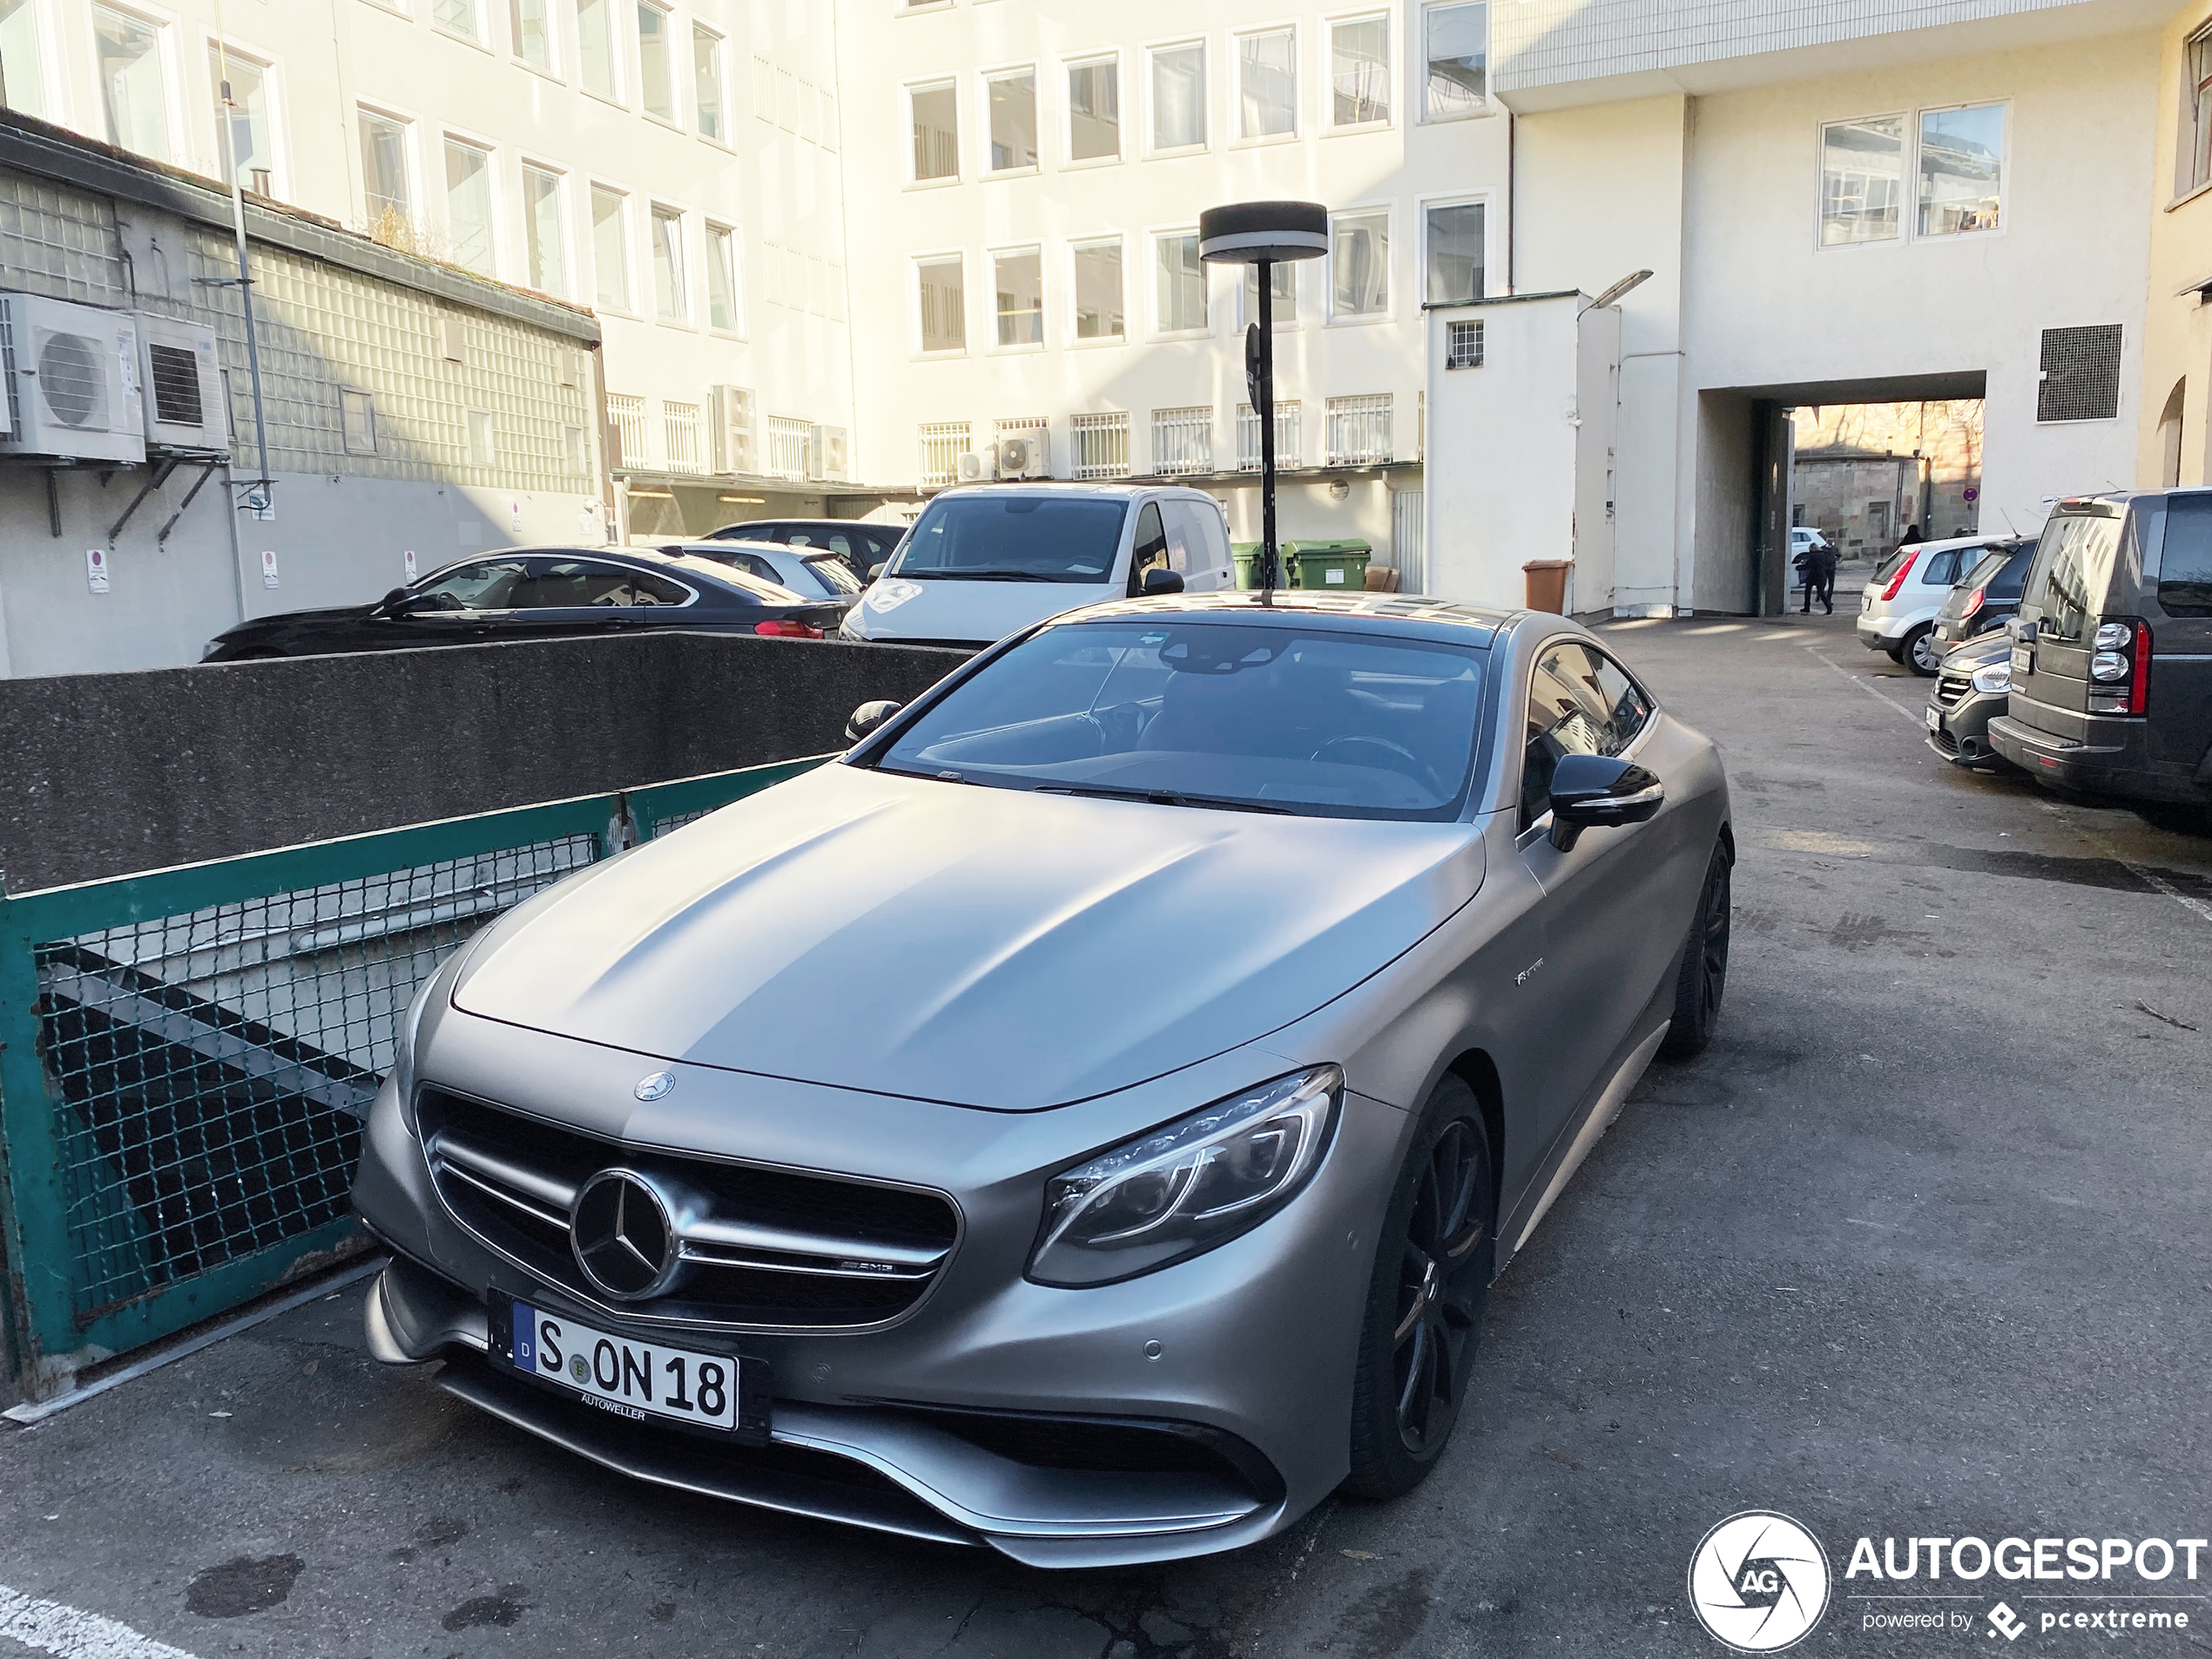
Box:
[44,469,59,538]
[105,458,179,546]
[154,462,221,549]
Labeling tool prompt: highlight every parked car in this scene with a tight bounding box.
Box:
[1989,489,2212,807]
[1856,534,2012,676]
[1925,631,2017,771]
[201,548,850,661]
[1932,541,2034,647]
[355,589,1735,1567]
[1790,527,1831,559]
[840,482,1238,651]
[704,518,904,582]
[664,539,866,604]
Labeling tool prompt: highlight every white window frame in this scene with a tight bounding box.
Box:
[704,218,744,335]
[1231,21,1298,145]
[508,0,560,78]
[1062,50,1121,168]
[911,246,968,357]
[1237,259,1299,333]
[1418,0,1488,124]
[1149,224,1211,340]
[1067,233,1128,347]
[1325,8,1391,132]
[905,75,960,186]
[589,179,634,314]
[648,199,690,324]
[1143,37,1207,157]
[988,242,1045,352]
[980,60,1040,176]
[441,125,502,279]
[1418,190,1489,307]
[356,98,419,230]
[574,0,623,106]
[634,0,677,126]
[92,1,185,165]
[519,157,570,299]
[0,0,59,122]
[429,0,489,51]
[1326,201,1393,325]
[204,34,289,200]
[691,20,726,145]
[1813,102,2009,253]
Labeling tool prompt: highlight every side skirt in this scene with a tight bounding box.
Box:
[1494,1018,1670,1272]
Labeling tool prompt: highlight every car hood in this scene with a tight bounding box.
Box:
[219,604,374,640]
[451,763,1484,1110]
[849,577,1118,644]
[1945,633,2013,671]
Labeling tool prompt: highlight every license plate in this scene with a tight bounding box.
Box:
[1860,591,1872,611]
[508,1301,738,1432]
[2012,645,2033,676]
[1925,705,1941,732]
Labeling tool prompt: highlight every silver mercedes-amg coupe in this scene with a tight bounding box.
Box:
[355,589,1732,1568]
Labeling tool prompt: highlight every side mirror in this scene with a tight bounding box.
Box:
[378,587,413,616]
[1142,568,1185,597]
[867,562,889,582]
[1547,753,1664,852]
[846,699,903,744]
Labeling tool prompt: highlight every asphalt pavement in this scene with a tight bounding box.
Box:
[3,607,2209,1659]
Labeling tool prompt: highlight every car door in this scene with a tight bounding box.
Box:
[374,556,532,648]
[1512,638,1670,1136]
[2146,493,2212,779]
[1127,502,1170,597]
[1162,498,1234,592]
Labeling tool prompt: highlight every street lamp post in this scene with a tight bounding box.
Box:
[1198,201,1327,597]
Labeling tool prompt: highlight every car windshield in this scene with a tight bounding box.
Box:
[803,555,863,595]
[893,495,1129,583]
[1959,550,2010,590]
[873,620,1489,820]
[2023,514,2124,644]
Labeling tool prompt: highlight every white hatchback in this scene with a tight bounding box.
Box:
[1855,535,2007,677]
[841,483,1238,651]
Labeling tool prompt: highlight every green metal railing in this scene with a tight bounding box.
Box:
[0,754,829,1401]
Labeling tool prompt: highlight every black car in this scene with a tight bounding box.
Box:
[1990,489,2212,807]
[1933,542,2033,646]
[1925,631,2016,771]
[703,518,903,581]
[201,547,851,661]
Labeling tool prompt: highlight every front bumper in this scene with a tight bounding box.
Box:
[351,1020,1407,1567]
[1925,687,2013,769]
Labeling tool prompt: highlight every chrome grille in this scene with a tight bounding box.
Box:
[419,1089,958,1331]
[1932,676,1972,711]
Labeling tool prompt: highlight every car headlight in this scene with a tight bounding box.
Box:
[1028,1066,1342,1288]
[390,968,443,1130]
[1970,662,2012,695]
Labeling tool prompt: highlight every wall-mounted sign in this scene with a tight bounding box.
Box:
[260,550,280,590]
[403,549,417,582]
[85,548,108,594]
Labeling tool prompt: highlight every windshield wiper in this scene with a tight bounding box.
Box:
[1034,784,1291,815]
[900,569,1059,582]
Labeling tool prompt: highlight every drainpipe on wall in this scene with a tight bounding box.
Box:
[1505,111,1517,296]
[590,342,619,545]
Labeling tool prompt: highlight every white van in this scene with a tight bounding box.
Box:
[840,482,1237,650]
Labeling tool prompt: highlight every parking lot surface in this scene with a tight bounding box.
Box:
[4,608,2209,1659]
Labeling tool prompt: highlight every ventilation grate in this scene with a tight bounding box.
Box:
[37,330,104,428]
[148,344,205,428]
[2037,325,2122,423]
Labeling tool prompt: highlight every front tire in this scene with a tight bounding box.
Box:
[1658,841,1732,1061]
[1344,1076,1495,1501]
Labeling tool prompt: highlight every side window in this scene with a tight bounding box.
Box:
[725,551,779,583]
[629,571,691,606]
[2158,495,2212,617]
[510,560,641,608]
[1988,550,2033,599]
[1519,642,1651,831]
[1923,549,1962,586]
[1160,500,1228,577]
[408,558,530,610]
[1129,502,1170,594]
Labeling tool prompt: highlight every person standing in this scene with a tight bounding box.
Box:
[1811,536,1840,614]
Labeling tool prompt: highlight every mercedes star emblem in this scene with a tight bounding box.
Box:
[634,1069,676,1102]
[570,1169,679,1300]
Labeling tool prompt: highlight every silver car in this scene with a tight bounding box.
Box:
[355,590,1734,1567]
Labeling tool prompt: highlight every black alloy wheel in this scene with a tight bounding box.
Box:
[1345,1076,1495,1500]
[1659,841,1732,1060]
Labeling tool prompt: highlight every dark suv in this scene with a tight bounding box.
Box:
[1933,541,2033,647]
[1987,491,2212,806]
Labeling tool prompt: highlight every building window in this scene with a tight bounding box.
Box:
[0,0,49,119]
[434,0,482,43]
[1151,407,1211,475]
[1156,231,1206,333]
[1422,2,1486,121]
[1238,401,1300,469]
[1819,115,1902,246]
[1237,28,1294,139]
[637,3,673,120]
[919,421,969,488]
[523,165,566,295]
[1071,411,1131,480]
[340,388,377,455]
[591,185,630,310]
[994,248,1042,346]
[910,80,957,180]
[987,68,1036,172]
[1326,394,1393,464]
[1242,261,1296,329]
[563,423,588,473]
[1445,319,1483,368]
[694,24,724,139]
[1918,104,2004,236]
[1332,15,1388,127]
[444,138,496,275]
[511,0,552,71]
[210,49,277,194]
[916,253,966,353]
[1072,237,1124,340]
[577,0,616,98]
[467,408,496,468]
[1068,56,1119,162]
[1424,200,1484,304]
[2185,24,2212,196]
[1331,209,1388,318]
[94,6,171,163]
[651,205,685,319]
[360,111,411,230]
[1150,41,1204,151]
[706,222,741,331]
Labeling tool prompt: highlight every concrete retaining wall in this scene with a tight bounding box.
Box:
[0,632,968,892]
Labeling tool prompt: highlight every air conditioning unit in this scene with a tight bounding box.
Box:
[0,293,145,463]
[135,313,227,454]
[813,423,849,482]
[996,434,1047,479]
[956,450,995,483]
[711,384,756,475]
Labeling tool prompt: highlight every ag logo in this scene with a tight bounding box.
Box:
[1689,1511,1831,1652]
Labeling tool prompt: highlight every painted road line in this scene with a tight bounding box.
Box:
[1803,646,1925,723]
[0,1585,201,1659]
